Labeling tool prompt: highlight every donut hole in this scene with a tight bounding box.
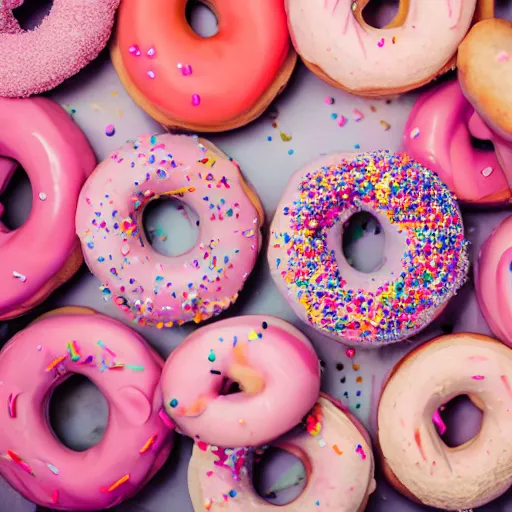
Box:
[362,0,401,29]
[496,0,512,21]
[49,374,109,452]
[12,0,53,30]
[470,135,495,152]
[186,0,219,38]
[434,395,483,449]
[219,378,242,396]
[142,196,199,257]
[342,211,385,273]
[0,162,32,231]
[253,447,307,505]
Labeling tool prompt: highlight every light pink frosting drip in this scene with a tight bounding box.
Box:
[0,0,120,97]
[75,134,261,327]
[0,96,95,318]
[476,216,512,346]
[0,313,174,510]
[404,80,509,202]
[160,316,321,448]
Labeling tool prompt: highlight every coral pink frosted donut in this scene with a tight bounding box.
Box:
[188,395,376,511]
[404,80,510,203]
[0,309,174,510]
[378,333,512,510]
[0,96,95,320]
[76,134,263,328]
[111,0,296,131]
[0,0,120,97]
[285,0,477,96]
[160,316,321,447]
[268,151,470,346]
[476,216,512,346]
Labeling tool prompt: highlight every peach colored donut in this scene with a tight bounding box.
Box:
[160,316,321,448]
[76,134,263,328]
[378,333,512,510]
[0,0,120,97]
[285,0,477,96]
[0,310,174,510]
[188,395,375,512]
[111,0,296,132]
[475,216,512,346]
[0,96,95,320]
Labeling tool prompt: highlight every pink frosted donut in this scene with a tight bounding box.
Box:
[404,80,510,203]
[476,216,512,346]
[76,134,263,328]
[0,0,120,97]
[160,316,321,447]
[0,96,95,319]
[188,395,376,511]
[0,309,174,510]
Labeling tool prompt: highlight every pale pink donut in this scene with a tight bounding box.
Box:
[0,311,174,510]
[0,0,120,97]
[160,316,321,448]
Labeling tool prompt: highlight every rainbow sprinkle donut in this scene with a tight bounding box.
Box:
[268,151,469,346]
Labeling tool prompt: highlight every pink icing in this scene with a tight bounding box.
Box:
[0,312,174,510]
[0,0,120,97]
[404,80,510,202]
[0,96,95,319]
[115,0,292,127]
[76,134,261,327]
[160,316,321,448]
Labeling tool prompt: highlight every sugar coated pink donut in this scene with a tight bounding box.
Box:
[0,0,120,97]
[160,316,321,448]
[0,96,95,319]
[76,134,263,328]
[188,395,376,511]
[404,80,510,203]
[0,310,174,510]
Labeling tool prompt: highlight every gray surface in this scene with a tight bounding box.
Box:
[2,2,512,511]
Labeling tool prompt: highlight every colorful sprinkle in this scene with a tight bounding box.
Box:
[140,434,158,454]
[158,408,176,429]
[352,109,364,122]
[338,115,348,127]
[324,96,335,105]
[472,375,485,380]
[8,393,17,418]
[332,444,343,455]
[410,127,420,139]
[192,94,201,106]
[432,409,447,435]
[12,271,26,282]
[169,398,178,408]
[105,124,116,137]
[46,355,67,372]
[39,192,47,201]
[147,70,156,79]
[377,38,385,47]
[46,463,59,475]
[208,350,216,362]
[101,474,130,493]
[481,166,493,177]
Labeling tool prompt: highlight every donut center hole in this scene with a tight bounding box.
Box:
[470,135,495,152]
[186,0,219,38]
[253,447,307,505]
[0,161,32,231]
[49,374,109,452]
[495,0,512,20]
[12,0,53,30]
[433,395,483,448]
[362,0,401,29]
[143,196,199,257]
[342,211,385,273]
[219,378,242,396]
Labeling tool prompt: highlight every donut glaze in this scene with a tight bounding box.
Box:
[111,0,296,131]
[0,0,120,97]
[404,80,510,203]
[285,0,477,96]
[0,311,174,510]
[378,333,512,510]
[0,96,95,319]
[161,316,321,448]
[268,151,469,346]
[475,216,512,346]
[188,395,375,512]
[76,134,263,328]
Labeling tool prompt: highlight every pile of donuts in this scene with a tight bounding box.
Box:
[1,0,512,510]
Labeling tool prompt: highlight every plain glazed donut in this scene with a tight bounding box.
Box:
[378,333,512,510]
[188,395,375,512]
[285,0,477,96]
[160,315,321,447]
[404,79,511,203]
[0,0,120,97]
[111,0,296,132]
[268,150,469,346]
[76,133,263,328]
[0,308,174,510]
[0,96,95,320]
[475,216,512,346]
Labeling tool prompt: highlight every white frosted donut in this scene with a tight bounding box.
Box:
[378,333,512,510]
